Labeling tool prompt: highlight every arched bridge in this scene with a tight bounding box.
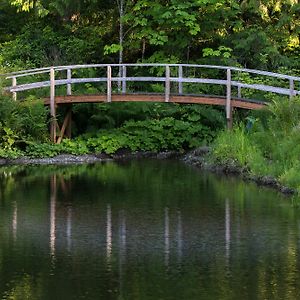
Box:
[3,64,300,143]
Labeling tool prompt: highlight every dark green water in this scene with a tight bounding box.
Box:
[0,160,299,300]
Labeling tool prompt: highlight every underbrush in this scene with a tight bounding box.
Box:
[0,95,48,157]
[25,116,217,157]
[0,97,224,159]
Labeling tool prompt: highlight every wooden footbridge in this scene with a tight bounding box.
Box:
[3,64,300,143]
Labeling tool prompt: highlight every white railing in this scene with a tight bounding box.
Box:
[2,63,300,125]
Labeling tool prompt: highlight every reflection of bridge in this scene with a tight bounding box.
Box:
[11,174,231,269]
[3,64,300,142]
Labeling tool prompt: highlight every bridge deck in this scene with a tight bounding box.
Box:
[44,94,265,110]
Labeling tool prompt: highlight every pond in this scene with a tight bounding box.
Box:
[0,159,299,300]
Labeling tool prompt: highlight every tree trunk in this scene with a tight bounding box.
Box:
[118,0,124,91]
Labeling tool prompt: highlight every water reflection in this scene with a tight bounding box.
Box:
[50,175,56,264]
[118,210,126,298]
[119,210,126,252]
[1,161,299,300]
[106,204,112,268]
[177,210,183,264]
[225,198,231,264]
[66,206,72,252]
[164,207,170,268]
[12,201,17,242]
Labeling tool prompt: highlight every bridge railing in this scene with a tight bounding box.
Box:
[3,63,300,141]
[3,63,300,99]
[2,64,300,123]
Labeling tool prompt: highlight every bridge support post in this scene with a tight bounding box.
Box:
[65,106,72,139]
[56,106,72,144]
[50,67,57,142]
[226,68,233,129]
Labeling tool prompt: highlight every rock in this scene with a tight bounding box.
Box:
[259,176,278,187]
[280,186,295,195]
[156,151,181,159]
[192,146,211,156]
[0,159,8,165]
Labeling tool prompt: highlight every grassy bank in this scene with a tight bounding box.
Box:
[211,96,300,193]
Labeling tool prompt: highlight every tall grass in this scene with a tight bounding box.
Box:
[212,96,300,191]
[212,124,269,175]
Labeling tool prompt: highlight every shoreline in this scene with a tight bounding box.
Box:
[182,148,295,195]
[0,148,296,196]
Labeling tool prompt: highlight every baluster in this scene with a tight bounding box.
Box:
[118,66,121,92]
[165,65,170,102]
[122,66,126,94]
[67,69,72,96]
[178,65,183,95]
[107,66,112,102]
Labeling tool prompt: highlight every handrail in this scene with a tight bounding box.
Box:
[2,63,300,81]
[3,64,300,99]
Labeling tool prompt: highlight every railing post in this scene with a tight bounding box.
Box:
[165,65,170,102]
[118,66,121,92]
[107,66,112,102]
[178,65,183,95]
[289,79,295,100]
[67,68,72,96]
[226,68,232,129]
[66,68,72,139]
[122,66,126,94]
[12,77,17,101]
[50,67,56,142]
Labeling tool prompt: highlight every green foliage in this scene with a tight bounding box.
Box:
[212,96,300,191]
[0,24,102,67]
[25,113,219,157]
[26,138,90,157]
[202,46,233,59]
[71,102,225,135]
[0,0,299,69]
[0,95,48,155]
[104,44,123,55]
[25,143,60,158]
[229,27,287,70]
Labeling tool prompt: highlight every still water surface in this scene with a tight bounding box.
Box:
[0,160,299,300]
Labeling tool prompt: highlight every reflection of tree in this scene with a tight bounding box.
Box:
[3,274,42,300]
